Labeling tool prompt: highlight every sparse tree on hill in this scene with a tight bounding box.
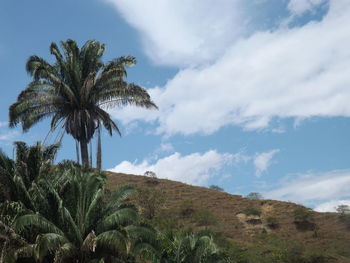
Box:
[336,204,350,215]
[209,185,224,192]
[246,192,263,200]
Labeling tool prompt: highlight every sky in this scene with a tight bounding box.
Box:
[1,0,350,212]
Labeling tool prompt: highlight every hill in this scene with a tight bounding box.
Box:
[106,171,350,262]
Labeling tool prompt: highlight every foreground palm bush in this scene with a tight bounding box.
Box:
[0,165,156,262]
[157,232,227,263]
[0,141,59,204]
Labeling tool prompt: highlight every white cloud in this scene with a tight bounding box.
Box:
[288,0,327,15]
[254,149,280,177]
[108,150,242,185]
[110,0,350,136]
[0,131,18,141]
[156,142,174,153]
[265,169,350,208]
[0,121,8,128]
[314,200,350,212]
[105,0,243,66]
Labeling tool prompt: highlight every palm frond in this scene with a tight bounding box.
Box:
[53,242,77,263]
[34,233,68,261]
[99,208,138,232]
[95,230,128,255]
[13,214,64,237]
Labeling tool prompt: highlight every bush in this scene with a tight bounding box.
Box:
[209,185,224,192]
[179,199,196,218]
[152,209,180,232]
[246,192,263,200]
[243,207,262,216]
[266,217,279,229]
[293,207,314,223]
[194,209,218,226]
[136,188,165,219]
[293,207,316,231]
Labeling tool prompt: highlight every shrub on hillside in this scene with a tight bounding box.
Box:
[194,209,218,226]
[243,207,262,216]
[246,192,263,200]
[179,198,196,218]
[266,217,279,229]
[209,185,224,192]
[293,207,316,231]
[336,204,350,215]
[336,205,350,229]
[246,234,331,263]
[136,188,165,219]
[293,207,314,223]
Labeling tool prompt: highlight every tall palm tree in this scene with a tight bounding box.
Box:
[9,39,158,168]
[1,167,157,262]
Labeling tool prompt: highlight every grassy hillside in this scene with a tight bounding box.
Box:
[106,171,350,262]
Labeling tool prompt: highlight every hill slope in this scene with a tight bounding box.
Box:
[106,171,350,262]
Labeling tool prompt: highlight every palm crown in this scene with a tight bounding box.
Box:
[9,39,157,167]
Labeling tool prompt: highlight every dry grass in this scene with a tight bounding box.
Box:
[105,171,350,260]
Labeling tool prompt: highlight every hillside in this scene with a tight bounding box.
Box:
[106,171,350,262]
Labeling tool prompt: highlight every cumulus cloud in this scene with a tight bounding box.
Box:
[108,0,350,136]
[288,0,328,15]
[108,150,242,185]
[104,0,243,66]
[254,149,280,177]
[265,169,350,209]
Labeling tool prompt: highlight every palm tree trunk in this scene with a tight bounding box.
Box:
[76,140,80,164]
[96,127,102,171]
[80,139,89,168]
[89,141,93,167]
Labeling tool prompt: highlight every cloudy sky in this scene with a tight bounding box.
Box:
[1,0,350,212]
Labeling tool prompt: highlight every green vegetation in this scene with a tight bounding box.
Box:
[293,207,314,223]
[243,234,332,263]
[135,188,166,219]
[266,217,279,229]
[336,204,350,215]
[0,144,157,262]
[243,207,262,217]
[246,192,263,200]
[179,198,196,218]
[209,185,224,192]
[336,205,350,229]
[157,231,228,263]
[194,209,218,226]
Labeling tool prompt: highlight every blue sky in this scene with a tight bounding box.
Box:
[1,0,350,212]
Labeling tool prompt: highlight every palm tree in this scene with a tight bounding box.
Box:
[1,167,157,263]
[9,39,158,168]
